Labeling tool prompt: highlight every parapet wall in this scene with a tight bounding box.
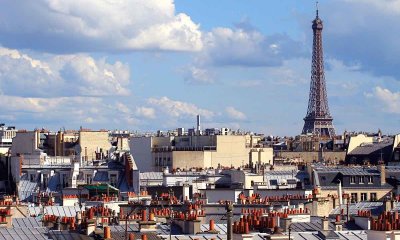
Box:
[279,151,346,163]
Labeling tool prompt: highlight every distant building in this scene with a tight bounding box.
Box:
[130,134,273,171]
[345,134,400,165]
[310,164,393,202]
[78,130,111,162]
[0,124,17,154]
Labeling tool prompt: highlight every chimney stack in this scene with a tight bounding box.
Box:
[321,216,329,231]
[226,202,233,240]
[334,215,343,231]
[379,164,386,186]
[104,226,111,239]
[384,198,394,212]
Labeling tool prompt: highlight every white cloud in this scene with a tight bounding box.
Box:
[196,27,305,67]
[183,66,214,84]
[0,47,130,97]
[373,87,400,114]
[116,102,132,114]
[136,107,156,119]
[0,0,202,52]
[148,96,214,119]
[0,94,102,116]
[225,106,246,120]
[0,94,145,128]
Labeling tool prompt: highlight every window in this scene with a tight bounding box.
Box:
[361,193,367,201]
[110,174,117,187]
[368,176,373,184]
[63,174,69,188]
[351,193,358,202]
[86,175,92,185]
[350,176,356,184]
[359,176,365,184]
[270,180,278,186]
[43,174,48,189]
[287,179,297,185]
[370,193,377,201]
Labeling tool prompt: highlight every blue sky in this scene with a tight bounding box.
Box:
[0,0,399,136]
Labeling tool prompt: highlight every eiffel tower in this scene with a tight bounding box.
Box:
[302,4,335,137]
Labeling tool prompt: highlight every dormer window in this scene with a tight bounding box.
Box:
[368,176,373,184]
[359,176,364,184]
[350,176,356,184]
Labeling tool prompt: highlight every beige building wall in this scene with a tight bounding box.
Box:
[167,135,272,169]
[79,131,111,161]
[212,135,248,167]
[230,170,264,189]
[279,151,346,163]
[172,151,206,169]
[152,136,173,148]
[130,135,273,171]
[116,137,130,151]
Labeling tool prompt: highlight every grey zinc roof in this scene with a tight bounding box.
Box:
[28,206,82,217]
[12,217,41,228]
[18,179,38,201]
[47,230,92,240]
[290,217,361,232]
[0,227,50,240]
[335,231,367,240]
[330,202,384,215]
[108,225,158,240]
[314,165,380,176]
[348,139,393,155]
[46,173,60,193]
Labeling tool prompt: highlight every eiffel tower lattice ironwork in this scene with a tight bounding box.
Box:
[302,5,335,137]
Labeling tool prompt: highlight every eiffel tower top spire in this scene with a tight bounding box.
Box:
[302,5,335,138]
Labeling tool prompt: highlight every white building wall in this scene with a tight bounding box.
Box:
[129,137,154,172]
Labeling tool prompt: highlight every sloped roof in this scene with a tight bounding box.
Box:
[28,206,82,217]
[93,171,109,182]
[348,140,392,155]
[330,202,384,216]
[18,178,38,201]
[0,227,50,240]
[289,217,361,232]
[12,217,41,228]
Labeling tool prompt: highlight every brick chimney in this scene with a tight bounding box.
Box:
[334,215,343,231]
